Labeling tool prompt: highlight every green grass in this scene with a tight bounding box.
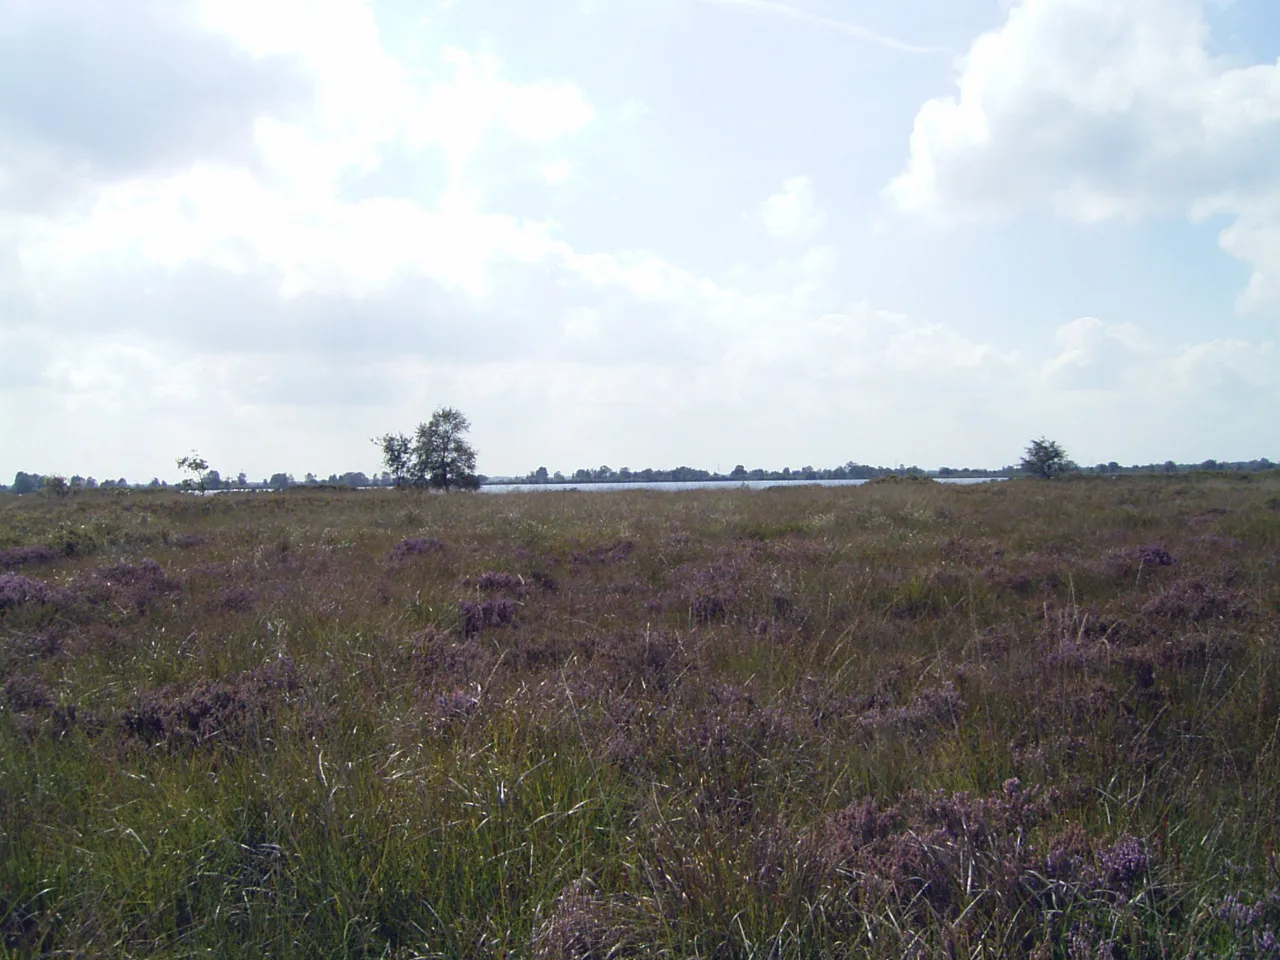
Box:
[1,476,1279,957]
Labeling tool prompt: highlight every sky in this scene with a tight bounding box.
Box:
[2,0,1279,482]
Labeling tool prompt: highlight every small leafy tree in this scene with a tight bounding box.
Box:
[1020,438,1073,479]
[44,475,70,498]
[176,452,210,493]
[414,407,480,491]
[377,407,480,491]
[375,433,412,488]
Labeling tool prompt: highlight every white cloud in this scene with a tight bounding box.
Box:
[540,158,575,184]
[1170,337,1276,391]
[1038,315,1276,402]
[887,0,1280,305]
[0,0,307,211]
[1042,316,1152,389]
[760,176,825,240]
[13,36,596,302]
[2,0,1277,480]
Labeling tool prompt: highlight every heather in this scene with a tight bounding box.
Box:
[1,477,1279,958]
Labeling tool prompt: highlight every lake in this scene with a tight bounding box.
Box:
[478,477,1006,494]
[199,478,1006,496]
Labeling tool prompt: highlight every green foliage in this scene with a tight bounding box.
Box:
[373,433,412,488]
[377,407,480,491]
[175,452,211,493]
[1020,436,1074,479]
[12,472,42,495]
[414,407,479,490]
[42,475,70,499]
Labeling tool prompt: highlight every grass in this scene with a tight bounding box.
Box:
[1,476,1279,958]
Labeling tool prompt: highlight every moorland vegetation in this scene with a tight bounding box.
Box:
[1,476,1279,957]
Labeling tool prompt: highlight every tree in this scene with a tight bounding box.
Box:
[377,408,480,491]
[1020,438,1073,479]
[413,407,479,490]
[13,472,41,495]
[176,452,210,492]
[44,475,70,498]
[375,433,412,488]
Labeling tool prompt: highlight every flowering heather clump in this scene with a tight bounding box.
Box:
[0,573,65,612]
[529,569,559,593]
[530,876,644,960]
[1218,894,1269,931]
[677,563,745,625]
[4,673,55,713]
[1135,545,1176,567]
[858,682,965,735]
[459,598,518,638]
[818,782,1068,920]
[1193,534,1243,552]
[408,630,498,684]
[570,540,635,565]
[99,559,168,586]
[985,554,1064,596]
[905,781,1057,843]
[602,730,640,768]
[1098,544,1177,582]
[1215,892,1280,959]
[591,631,687,692]
[1043,823,1096,883]
[2,673,100,740]
[388,537,446,561]
[940,536,1003,566]
[1121,650,1157,688]
[824,798,903,859]
[0,628,63,665]
[683,683,798,763]
[1142,580,1246,622]
[74,559,182,614]
[431,687,481,731]
[1067,925,1120,960]
[471,571,527,596]
[119,658,304,751]
[207,585,257,613]
[1098,834,1148,888]
[0,546,60,570]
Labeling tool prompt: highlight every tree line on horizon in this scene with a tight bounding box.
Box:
[7,457,1279,496]
[5,411,1278,495]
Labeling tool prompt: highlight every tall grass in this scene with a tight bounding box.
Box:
[2,476,1279,957]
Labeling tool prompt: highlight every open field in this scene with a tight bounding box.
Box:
[2,477,1279,959]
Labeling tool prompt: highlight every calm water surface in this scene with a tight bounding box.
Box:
[479,477,1005,494]
[204,478,1006,495]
